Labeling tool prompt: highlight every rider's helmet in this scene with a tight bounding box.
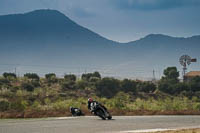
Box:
[88,98,93,102]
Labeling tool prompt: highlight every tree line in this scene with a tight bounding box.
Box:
[1,67,200,98]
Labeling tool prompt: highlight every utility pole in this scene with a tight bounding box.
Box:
[14,67,17,75]
[78,67,81,78]
[152,70,156,82]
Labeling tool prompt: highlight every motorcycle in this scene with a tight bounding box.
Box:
[70,107,85,116]
[91,102,112,120]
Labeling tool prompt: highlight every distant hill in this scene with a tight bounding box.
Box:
[0,9,200,78]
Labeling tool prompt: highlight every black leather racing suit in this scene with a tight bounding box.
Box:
[88,101,107,114]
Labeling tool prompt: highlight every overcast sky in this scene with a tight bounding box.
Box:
[1,0,200,42]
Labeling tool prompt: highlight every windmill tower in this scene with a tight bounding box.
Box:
[179,55,197,79]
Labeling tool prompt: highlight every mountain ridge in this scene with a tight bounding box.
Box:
[0,9,199,44]
[0,9,119,47]
[0,9,200,78]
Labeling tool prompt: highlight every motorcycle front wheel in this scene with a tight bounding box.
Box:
[96,109,106,120]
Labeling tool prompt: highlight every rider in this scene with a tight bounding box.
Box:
[87,98,107,114]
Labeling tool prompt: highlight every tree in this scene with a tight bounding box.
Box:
[93,72,101,79]
[82,71,101,81]
[96,77,120,98]
[89,77,101,83]
[45,73,56,80]
[163,67,179,82]
[45,73,57,83]
[24,73,40,81]
[158,67,180,94]
[3,72,16,79]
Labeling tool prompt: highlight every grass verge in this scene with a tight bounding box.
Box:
[1,110,200,119]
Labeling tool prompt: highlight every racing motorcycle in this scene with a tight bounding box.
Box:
[91,102,112,120]
[70,107,85,116]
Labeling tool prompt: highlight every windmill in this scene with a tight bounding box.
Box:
[179,55,197,79]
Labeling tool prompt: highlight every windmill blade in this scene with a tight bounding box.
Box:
[179,55,192,66]
[191,58,197,62]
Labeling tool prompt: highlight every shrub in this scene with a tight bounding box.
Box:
[31,101,42,111]
[33,88,48,98]
[16,89,30,97]
[0,100,10,111]
[21,82,34,92]
[76,80,89,90]
[158,81,174,94]
[189,76,200,92]
[44,98,51,106]
[0,78,10,89]
[52,100,69,111]
[10,100,28,111]
[64,74,76,81]
[194,103,200,110]
[10,86,20,92]
[31,80,40,88]
[61,81,76,90]
[121,79,137,93]
[173,82,189,95]
[96,77,120,98]
[0,89,13,98]
[109,92,129,109]
[137,81,156,93]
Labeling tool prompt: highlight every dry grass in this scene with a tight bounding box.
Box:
[152,128,200,133]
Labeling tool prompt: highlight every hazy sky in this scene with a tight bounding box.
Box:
[1,0,200,42]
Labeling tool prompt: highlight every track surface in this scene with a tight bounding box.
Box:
[0,116,200,133]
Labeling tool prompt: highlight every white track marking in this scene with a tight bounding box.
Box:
[120,126,200,133]
[121,128,175,133]
[54,117,78,120]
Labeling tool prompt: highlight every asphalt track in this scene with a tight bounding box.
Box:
[0,116,200,133]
